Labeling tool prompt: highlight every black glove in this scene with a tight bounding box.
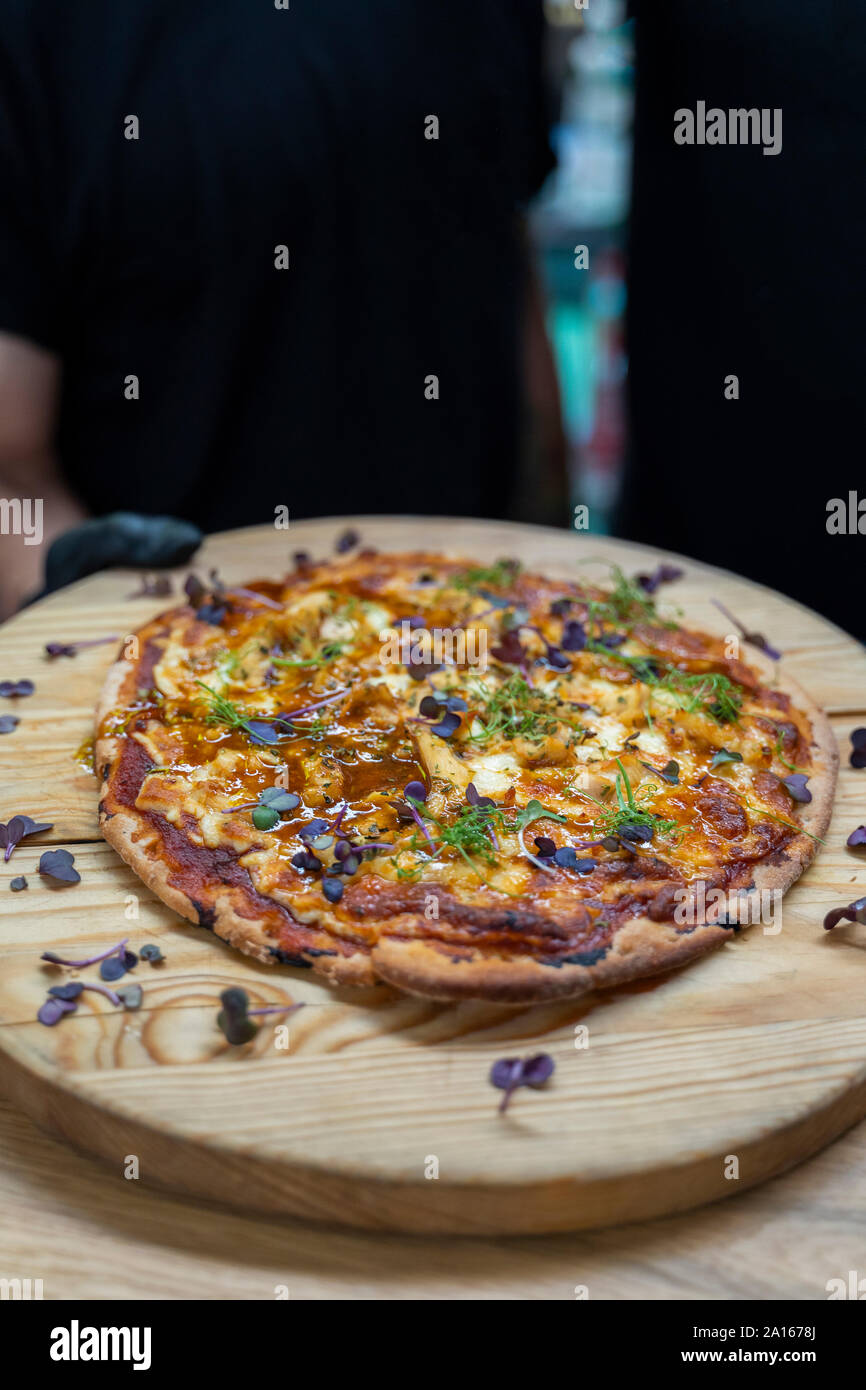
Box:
[37,512,203,598]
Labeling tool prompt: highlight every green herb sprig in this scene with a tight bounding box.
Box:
[273,642,345,670]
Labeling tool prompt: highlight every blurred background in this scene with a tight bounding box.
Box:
[0,0,861,635]
[531,0,632,534]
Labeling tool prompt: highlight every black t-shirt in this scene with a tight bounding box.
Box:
[0,0,553,531]
[622,1,866,638]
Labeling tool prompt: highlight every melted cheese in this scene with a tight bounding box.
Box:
[108,551,818,938]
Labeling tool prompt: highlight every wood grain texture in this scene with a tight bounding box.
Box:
[2,1093,864,1300]
[0,517,864,1236]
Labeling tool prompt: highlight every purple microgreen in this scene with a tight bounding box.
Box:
[44,635,119,659]
[139,943,164,963]
[639,758,680,785]
[283,688,348,719]
[847,826,866,848]
[323,877,344,903]
[38,997,78,1027]
[515,799,568,874]
[217,987,259,1045]
[100,949,137,982]
[550,845,596,873]
[259,788,300,812]
[335,528,360,554]
[298,818,329,842]
[617,821,655,846]
[292,550,312,568]
[635,564,684,595]
[48,982,84,1001]
[782,773,812,804]
[490,629,527,668]
[404,785,437,851]
[533,835,556,857]
[311,834,334,850]
[710,748,743,770]
[83,980,124,1007]
[38,848,80,884]
[183,571,228,624]
[540,642,570,671]
[408,806,437,851]
[824,896,866,931]
[127,574,173,599]
[229,586,283,611]
[184,573,206,606]
[117,984,143,1010]
[243,719,285,745]
[429,710,461,739]
[550,597,573,617]
[0,715,19,733]
[291,850,322,871]
[489,1053,555,1113]
[41,937,129,968]
[711,600,781,661]
[10,875,27,891]
[247,1001,305,1019]
[405,657,443,681]
[466,783,495,810]
[596,631,627,650]
[413,695,465,738]
[0,679,35,698]
[0,814,54,861]
[849,729,866,768]
[561,619,586,652]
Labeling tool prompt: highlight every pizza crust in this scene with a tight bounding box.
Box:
[95,580,838,1005]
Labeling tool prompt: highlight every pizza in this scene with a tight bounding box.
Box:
[96,547,837,1003]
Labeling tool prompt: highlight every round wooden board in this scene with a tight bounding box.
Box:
[0,516,864,1236]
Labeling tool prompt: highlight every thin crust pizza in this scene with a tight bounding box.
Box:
[96,548,837,1003]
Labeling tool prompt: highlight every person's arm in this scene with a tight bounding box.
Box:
[0,331,86,617]
[519,242,569,524]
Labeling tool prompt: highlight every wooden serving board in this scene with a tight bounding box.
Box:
[0,516,864,1236]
